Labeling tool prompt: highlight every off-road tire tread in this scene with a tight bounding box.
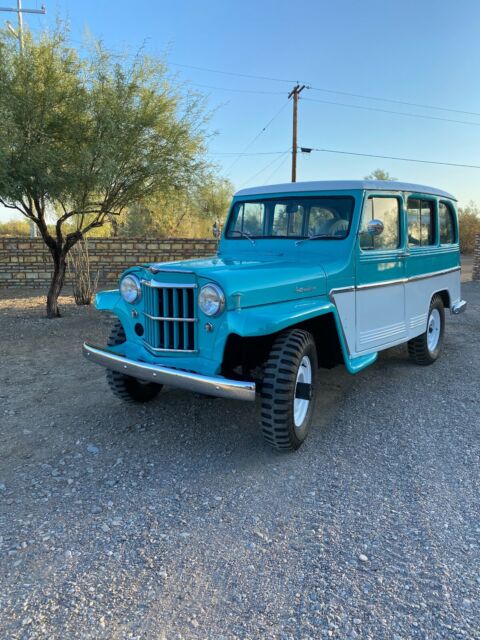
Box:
[106,321,161,403]
[407,295,445,366]
[261,329,317,451]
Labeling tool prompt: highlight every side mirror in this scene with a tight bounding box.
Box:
[367,219,384,236]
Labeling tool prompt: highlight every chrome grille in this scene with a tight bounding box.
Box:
[142,281,197,352]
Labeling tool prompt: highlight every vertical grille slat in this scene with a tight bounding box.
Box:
[182,289,189,350]
[142,281,197,353]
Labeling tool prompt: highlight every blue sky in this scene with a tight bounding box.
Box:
[2,0,480,221]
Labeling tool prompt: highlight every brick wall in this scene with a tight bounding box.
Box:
[0,237,218,288]
[473,233,480,281]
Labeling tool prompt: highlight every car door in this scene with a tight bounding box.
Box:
[355,192,407,353]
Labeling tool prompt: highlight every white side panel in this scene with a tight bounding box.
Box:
[406,270,461,339]
[331,290,356,354]
[355,283,407,352]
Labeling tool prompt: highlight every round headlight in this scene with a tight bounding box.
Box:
[120,275,141,304]
[199,283,225,317]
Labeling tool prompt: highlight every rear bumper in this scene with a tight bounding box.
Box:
[451,299,467,315]
[82,343,256,402]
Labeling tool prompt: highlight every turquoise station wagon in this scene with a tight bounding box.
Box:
[84,180,466,451]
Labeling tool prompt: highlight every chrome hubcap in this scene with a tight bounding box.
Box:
[427,308,441,352]
[294,356,312,429]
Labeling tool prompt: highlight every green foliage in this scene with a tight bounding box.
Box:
[0,218,30,236]
[458,202,480,254]
[119,177,233,237]
[0,26,211,315]
[364,169,397,181]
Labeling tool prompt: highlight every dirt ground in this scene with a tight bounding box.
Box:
[0,280,479,639]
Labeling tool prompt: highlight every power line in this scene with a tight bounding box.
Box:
[309,147,480,169]
[209,150,286,156]
[239,149,291,187]
[169,61,480,120]
[170,61,301,84]
[189,82,284,95]
[224,100,290,174]
[309,86,480,118]
[264,152,291,183]
[303,97,480,128]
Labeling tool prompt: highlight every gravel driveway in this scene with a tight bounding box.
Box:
[0,284,479,639]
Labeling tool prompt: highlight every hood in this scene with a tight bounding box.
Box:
[143,255,327,309]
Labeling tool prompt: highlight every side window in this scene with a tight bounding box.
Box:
[360,197,400,250]
[407,198,435,246]
[439,202,455,244]
[230,202,265,236]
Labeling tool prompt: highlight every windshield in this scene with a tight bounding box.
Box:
[226,196,355,240]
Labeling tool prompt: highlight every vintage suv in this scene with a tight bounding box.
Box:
[83,180,466,451]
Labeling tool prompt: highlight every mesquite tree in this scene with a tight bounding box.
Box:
[0,29,208,317]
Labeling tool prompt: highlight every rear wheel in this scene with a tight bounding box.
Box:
[260,329,318,451]
[407,295,445,365]
[106,321,162,403]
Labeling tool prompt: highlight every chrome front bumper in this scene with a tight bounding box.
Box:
[451,299,467,315]
[82,343,256,401]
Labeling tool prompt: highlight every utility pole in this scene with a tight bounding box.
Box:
[288,84,305,182]
[0,2,46,237]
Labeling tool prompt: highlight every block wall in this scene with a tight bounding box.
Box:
[0,238,218,288]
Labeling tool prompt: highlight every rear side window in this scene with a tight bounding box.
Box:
[360,197,400,250]
[407,198,435,246]
[439,202,456,244]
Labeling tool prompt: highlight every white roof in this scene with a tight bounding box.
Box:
[235,180,456,200]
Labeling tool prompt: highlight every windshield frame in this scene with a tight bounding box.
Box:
[225,195,356,241]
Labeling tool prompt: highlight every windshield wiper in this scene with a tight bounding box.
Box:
[295,234,340,246]
[230,230,256,245]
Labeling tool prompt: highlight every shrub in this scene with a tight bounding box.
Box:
[458,204,480,254]
[68,240,99,306]
[0,219,30,236]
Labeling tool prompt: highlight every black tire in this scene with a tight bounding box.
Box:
[261,329,318,451]
[106,321,162,403]
[407,295,445,365]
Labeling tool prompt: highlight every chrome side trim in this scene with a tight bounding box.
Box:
[332,266,462,293]
[408,266,460,283]
[83,343,256,401]
[451,299,467,315]
[141,279,197,289]
[143,312,197,323]
[356,277,406,291]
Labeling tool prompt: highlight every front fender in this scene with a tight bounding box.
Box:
[95,289,121,311]
[226,297,335,337]
[218,297,377,375]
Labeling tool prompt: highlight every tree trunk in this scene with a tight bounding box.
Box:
[46,251,67,318]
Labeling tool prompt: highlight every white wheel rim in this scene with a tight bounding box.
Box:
[294,356,312,429]
[427,308,441,352]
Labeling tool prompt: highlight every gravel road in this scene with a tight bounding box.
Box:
[0,284,479,639]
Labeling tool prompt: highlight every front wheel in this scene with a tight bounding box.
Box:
[407,295,445,365]
[106,321,162,403]
[260,329,318,451]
